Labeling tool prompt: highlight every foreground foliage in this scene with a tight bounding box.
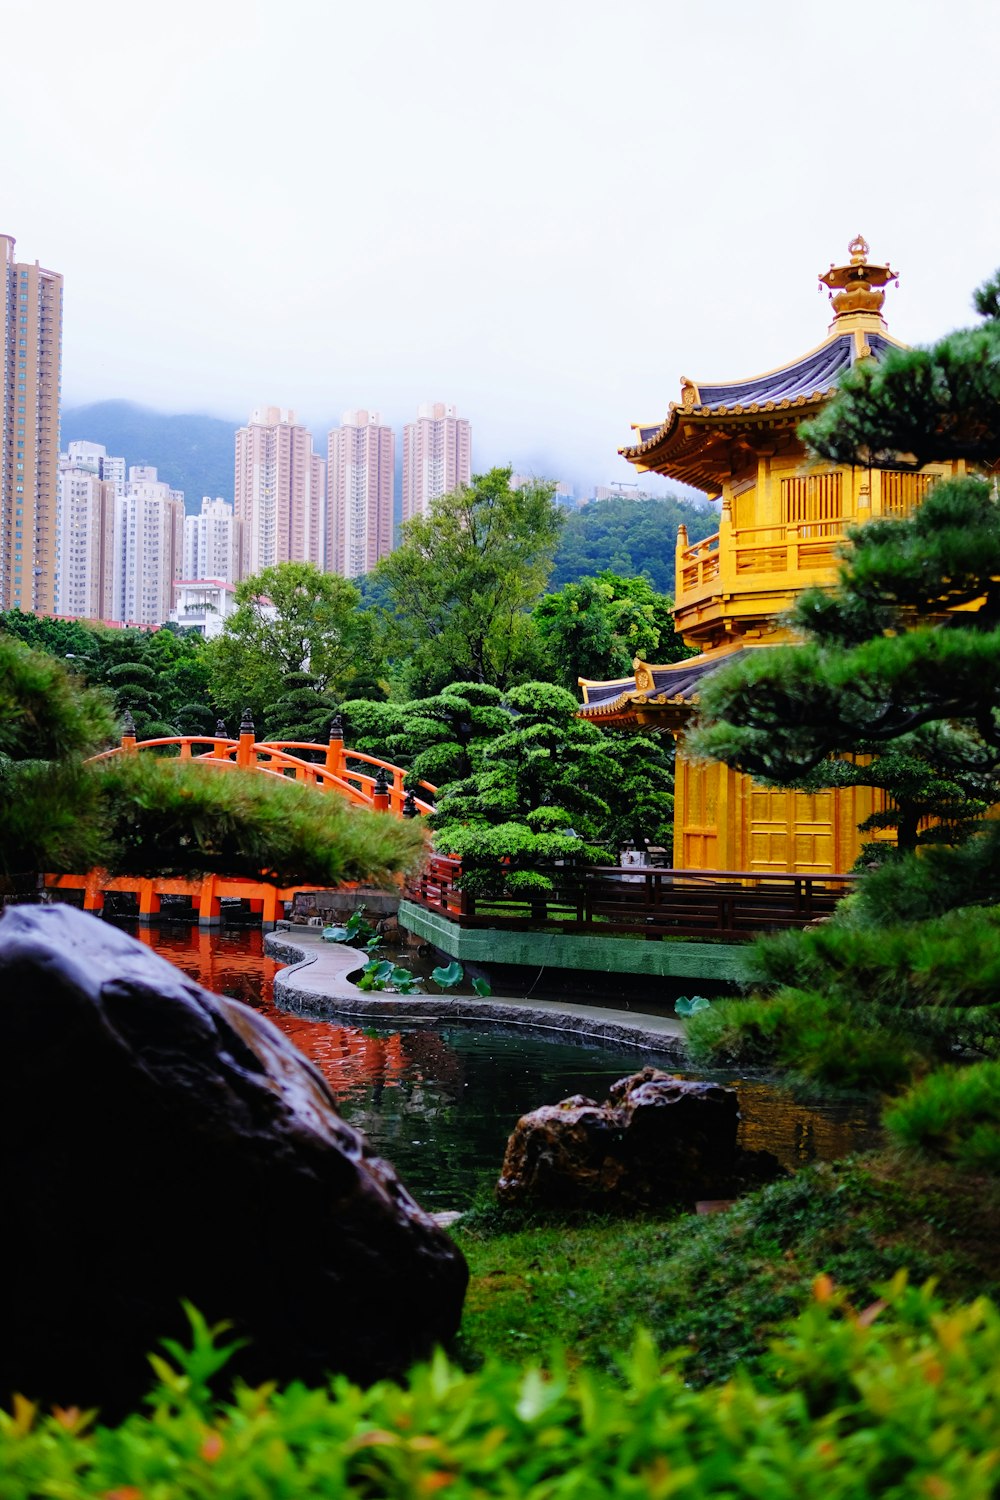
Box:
[4,1279,998,1498]
[93,759,426,886]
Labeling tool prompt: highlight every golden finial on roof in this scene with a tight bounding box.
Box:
[819,235,899,322]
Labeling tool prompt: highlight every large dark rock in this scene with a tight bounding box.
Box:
[0,905,468,1412]
[498,1067,775,1210]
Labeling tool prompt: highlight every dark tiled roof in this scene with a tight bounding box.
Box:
[580,654,745,718]
[630,333,897,450]
[697,332,895,410]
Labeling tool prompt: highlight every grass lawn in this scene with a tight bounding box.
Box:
[453,1150,1000,1385]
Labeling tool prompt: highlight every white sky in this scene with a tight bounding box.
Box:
[5,0,1000,492]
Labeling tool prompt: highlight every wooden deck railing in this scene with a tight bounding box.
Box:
[408,855,856,940]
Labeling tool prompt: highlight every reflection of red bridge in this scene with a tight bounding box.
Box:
[44,716,435,927]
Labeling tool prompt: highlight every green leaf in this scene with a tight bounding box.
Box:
[322,926,351,943]
[431,960,464,989]
[471,976,492,997]
[675,994,711,1016]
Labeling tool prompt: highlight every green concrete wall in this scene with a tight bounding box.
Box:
[398,901,752,983]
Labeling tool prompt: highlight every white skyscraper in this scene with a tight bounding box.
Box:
[54,455,116,621]
[402,402,471,523]
[327,410,394,578]
[183,496,241,583]
[112,466,184,626]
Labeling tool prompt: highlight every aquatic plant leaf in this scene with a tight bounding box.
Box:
[431,961,464,989]
[675,994,711,1017]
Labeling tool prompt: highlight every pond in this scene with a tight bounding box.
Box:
[133,924,883,1211]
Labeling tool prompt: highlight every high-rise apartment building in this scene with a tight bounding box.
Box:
[183,496,241,583]
[234,406,325,577]
[401,402,471,523]
[112,465,184,626]
[327,410,394,578]
[1,234,64,613]
[54,446,117,620]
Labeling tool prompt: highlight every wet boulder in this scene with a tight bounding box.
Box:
[0,905,468,1413]
[498,1067,767,1210]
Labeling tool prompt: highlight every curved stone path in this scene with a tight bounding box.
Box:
[265,927,687,1057]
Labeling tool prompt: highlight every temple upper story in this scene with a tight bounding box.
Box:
[617,237,964,658]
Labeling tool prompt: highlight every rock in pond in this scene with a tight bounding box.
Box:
[0,905,468,1412]
[498,1066,776,1211]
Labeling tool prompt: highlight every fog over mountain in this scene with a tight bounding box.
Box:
[62,402,237,514]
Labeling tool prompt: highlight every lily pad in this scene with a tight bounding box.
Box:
[431,961,464,989]
[675,994,711,1017]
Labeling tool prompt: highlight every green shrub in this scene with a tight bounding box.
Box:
[885,1061,1000,1172]
[3,1280,999,1497]
[684,989,918,1091]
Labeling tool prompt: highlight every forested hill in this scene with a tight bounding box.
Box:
[551,495,717,593]
[61,401,237,513]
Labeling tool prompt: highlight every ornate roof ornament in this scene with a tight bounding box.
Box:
[819,235,899,322]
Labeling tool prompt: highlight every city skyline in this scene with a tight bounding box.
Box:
[7,3,998,500]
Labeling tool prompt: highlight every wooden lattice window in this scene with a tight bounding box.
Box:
[881,470,935,517]
[781,472,843,528]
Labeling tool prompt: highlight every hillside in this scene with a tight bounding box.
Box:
[61,401,237,514]
[551,494,717,594]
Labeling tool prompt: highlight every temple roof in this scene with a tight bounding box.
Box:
[624,330,901,480]
[623,237,903,493]
[579,650,762,727]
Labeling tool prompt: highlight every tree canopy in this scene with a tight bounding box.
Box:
[373,468,562,694]
[532,570,693,689]
[430,682,674,897]
[207,563,378,729]
[550,495,716,593]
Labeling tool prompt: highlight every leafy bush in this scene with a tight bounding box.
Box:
[684,989,919,1092]
[885,1061,1000,1172]
[3,1280,999,1497]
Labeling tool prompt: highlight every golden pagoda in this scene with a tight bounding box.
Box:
[580,238,968,875]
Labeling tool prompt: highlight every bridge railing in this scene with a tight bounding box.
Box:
[90,725,436,818]
[407,855,857,939]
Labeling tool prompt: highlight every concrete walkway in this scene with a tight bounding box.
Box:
[264,927,688,1056]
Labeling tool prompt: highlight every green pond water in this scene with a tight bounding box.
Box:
[138,924,883,1211]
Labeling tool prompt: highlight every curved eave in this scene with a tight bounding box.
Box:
[620,393,830,492]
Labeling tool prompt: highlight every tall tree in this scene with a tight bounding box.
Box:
[207,563,377,729]
[373,468,563,694]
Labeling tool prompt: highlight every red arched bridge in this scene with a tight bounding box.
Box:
[44,712,435,927]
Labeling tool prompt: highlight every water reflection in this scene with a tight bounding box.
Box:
[137,925,882,1209]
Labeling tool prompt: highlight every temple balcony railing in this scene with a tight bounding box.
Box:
[408,855,856,940]
[675,516,852,624]
[675,467,945,627]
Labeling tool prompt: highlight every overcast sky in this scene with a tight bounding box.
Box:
[5,0,1000,493]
